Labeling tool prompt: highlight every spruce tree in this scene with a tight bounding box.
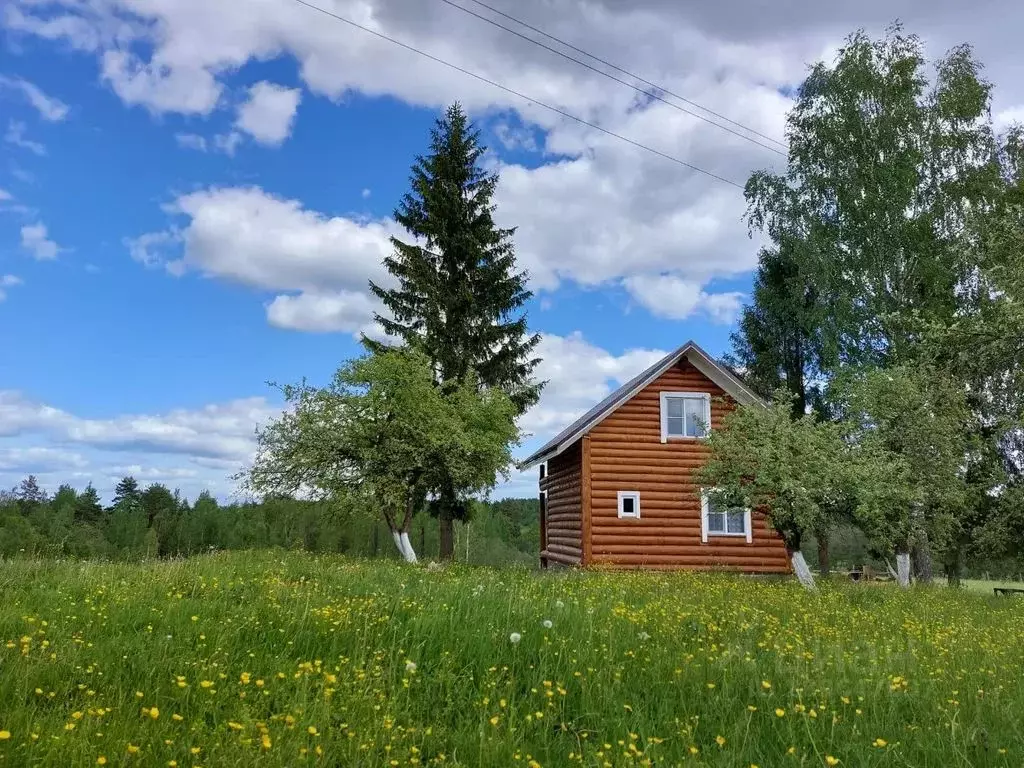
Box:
[368,103,541,558]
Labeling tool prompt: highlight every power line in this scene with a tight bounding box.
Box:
[287,0,746,189]
[449,0,789,153]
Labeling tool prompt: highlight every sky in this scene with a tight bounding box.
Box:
[1,0,1023,503]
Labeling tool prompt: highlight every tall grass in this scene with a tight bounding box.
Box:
[0,552,1021,766]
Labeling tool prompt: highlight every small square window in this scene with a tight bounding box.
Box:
[617,491,641,519]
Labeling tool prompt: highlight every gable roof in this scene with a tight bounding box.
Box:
[519,340,763,469]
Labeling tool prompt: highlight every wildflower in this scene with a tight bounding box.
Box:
[826,757,840,766]
[200,680,214,689]
[168,762,177,767]
[127,744,140,754]
[228,722,244,731]
[261,733,272,750]
[872,739,887,748]
[135,691,144,699]
[542,619,553,629]
[307,726,318,736]
[747,705,757,712]
[715,735,726,747]
[762,680,772,690]
[555,600,565,609]
[775,708,786,717]
[240,672,251,684]
[191,747,202,755]
[405,660,417,673]
[489,716,500,726]
[144,707,160,720]
[97,757,108,765]
[0,730,10,740]
[510,632,522,644]
[171,713,183,722]
[638,631,651,641]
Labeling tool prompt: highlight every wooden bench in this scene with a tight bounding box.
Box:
[993,587,1024,596]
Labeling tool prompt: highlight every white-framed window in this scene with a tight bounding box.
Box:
[660,391,711,442]
[617,490,641,519]
[701,489,752,543]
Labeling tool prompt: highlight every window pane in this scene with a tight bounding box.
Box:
[727,510,746,534]
[666,416,684,436]
[685,398,706,437]
[621,497,634,516]
[707,511,726,532]
[666,397,683,417]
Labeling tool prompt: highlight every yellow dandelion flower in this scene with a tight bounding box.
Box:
[307,726,318,736]
[127,744,140,755]
[826,757,840,766]
[762,680,772,690]
[240,673,251,684]
[227,722,244,731]
[715,735,726,747]
[200,680,214,689]
[775,708,786,717]
[0,730,10,740]
[489,716,500,726]
[872,739,887,748]
[261,733,272,750]
[168,761,177,767]
[191,747,202,755]
[97,757,108,765]
[171,713,183,722]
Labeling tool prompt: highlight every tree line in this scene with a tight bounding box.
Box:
[0,474,541,565]
[701,25,1024,589]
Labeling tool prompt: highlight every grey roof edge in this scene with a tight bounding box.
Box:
[518,340,764,470]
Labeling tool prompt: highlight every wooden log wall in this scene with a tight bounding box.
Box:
[586,359,790,573]
[538,440,583,566]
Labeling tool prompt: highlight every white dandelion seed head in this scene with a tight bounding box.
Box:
[509,632,522,644]
[405,660,417,673]
[555,600,565,609]
[542,619,553,629]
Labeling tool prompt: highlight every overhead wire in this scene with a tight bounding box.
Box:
[287,0,747,189]
[434,0,788,157]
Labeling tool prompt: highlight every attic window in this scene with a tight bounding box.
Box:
[660,392,711,442]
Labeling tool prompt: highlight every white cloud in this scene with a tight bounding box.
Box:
[213,130,243,155]
[175,132,208,151]
[20,223,60,260]
[361,188,371,199]
[100,49,221,115]
[0,188,13,201]
[5,120,46,155]
[133,186,398,334]
[0,446,87,473]
[624,274,745,324]
[0,390,277,462]
[995,105,1024,133]
[235,81,302,146]
[0,274,23,302]
[0,75,69,121]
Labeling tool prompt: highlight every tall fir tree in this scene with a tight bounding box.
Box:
[367,103,541,558]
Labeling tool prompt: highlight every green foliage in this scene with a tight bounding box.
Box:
[697,397,858,552]
[2,552,1023,766]
[0,473,538,566]
[368,103,542,414]
[247,349,519,547]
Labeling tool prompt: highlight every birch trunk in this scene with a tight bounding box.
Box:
[896,552,911,588]
[790,550,817,591]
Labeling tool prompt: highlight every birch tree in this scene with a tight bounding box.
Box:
[244,349,519,563]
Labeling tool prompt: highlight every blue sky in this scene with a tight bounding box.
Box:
[2,0,1022,501]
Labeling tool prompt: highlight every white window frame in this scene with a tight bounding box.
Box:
[700,489,752,543]
[617,490,641,519]
[659,391,712,443]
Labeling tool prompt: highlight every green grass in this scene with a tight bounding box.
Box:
[1,553,1022,767]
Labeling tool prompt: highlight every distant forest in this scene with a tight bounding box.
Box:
[0,475,540,566]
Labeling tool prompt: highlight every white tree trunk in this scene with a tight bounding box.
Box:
[400,531,418,563]
[896,552,911,588]
[391,529,418,563]
[790,550,817,591]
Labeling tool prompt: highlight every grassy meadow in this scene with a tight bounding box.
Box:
[0,553,1022,767]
